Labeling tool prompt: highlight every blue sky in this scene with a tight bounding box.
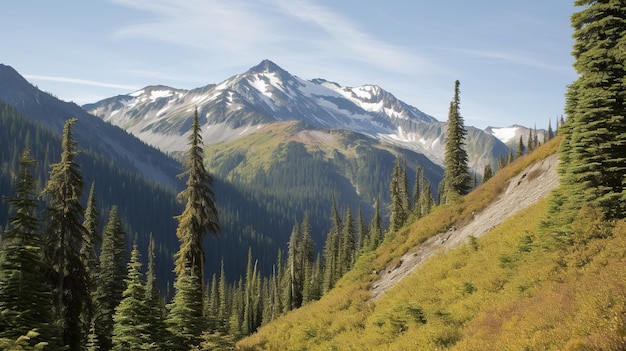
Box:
[2,0,577,129]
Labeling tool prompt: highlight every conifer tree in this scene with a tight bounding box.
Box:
[81,182,99,332]
[441,80,471,204]
[482,164,493,184]
[145,235,167,349]
[412,167,423,216]
[418,176,434,217]
[356,206,367,251]
[217,260,229,333]
[322,198,342,292]
[167,109,219,348]
[94,206,127,351]
[42,118,89,351]
[283,222,301,312]
[366,199,383,251]
[389,159,410,231]
[0,150,59,346]
[111,244,151,350]
[557,0,626,219]
[339,207,356,275]
[517,136,525,158]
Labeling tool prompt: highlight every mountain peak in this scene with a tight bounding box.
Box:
[248,59,285,75]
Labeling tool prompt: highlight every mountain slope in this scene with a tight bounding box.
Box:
[0,64,181,188]
[237,138,626,350]
[85,59,510,174]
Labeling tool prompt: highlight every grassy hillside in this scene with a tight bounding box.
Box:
[237,138,626,350]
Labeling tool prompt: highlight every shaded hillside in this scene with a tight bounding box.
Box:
[237,138,626,350]
[0,63,181,188]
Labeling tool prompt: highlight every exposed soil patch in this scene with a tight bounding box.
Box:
[370,154,560,300]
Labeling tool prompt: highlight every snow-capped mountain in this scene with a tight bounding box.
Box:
[85,59,510,173]
[485,125,549,149]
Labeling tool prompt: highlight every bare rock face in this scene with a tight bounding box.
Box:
[371,154,559,300]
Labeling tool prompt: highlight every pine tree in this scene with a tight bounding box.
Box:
[111,244,151,350]
[389,159,410,231]
[517,135,525,158]
[366,199,383,251]
[94,206,127,351]
[339,207,356,275]
[299,212,314,299]
[42,118,89,351]
[482,164,493,184]
[167,109,219,347]
[283,222,301,312]
[144,235,167,349]
[556,0,626,219]
[217,260,229,333]
[0,150,59,346]
[419,177,434,217]
[172,108,219,282]
[441,80,471,204]
[412,167,423,216]
[322,198,342,293]
[81,182,100,332]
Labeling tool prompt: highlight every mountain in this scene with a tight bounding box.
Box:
[485,124,550,149]
[0,64,181,188]
[0,63,443,285]
[85,59,510,174]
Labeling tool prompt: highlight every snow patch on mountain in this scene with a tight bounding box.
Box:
[490,126,520,144]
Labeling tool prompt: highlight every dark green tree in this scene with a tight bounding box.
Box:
[111,244,151,350]
[81,182,100,332]
[42,118,89,351]
[556,0,626,219]
[441,80,471,204]
[94,206,127,351]
[144,235,167,349]
[517,136,525,158]
[282,222,301,312]
[389,159,410,231]
[482,164,493,184]
[339,207,356,275]
[0,150,59,346]
[322,198,342,293]
[167,109,220,348]
[365,199,383,251]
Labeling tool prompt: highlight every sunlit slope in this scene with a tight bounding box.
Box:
[237,137,626,350]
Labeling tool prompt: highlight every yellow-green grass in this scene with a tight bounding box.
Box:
[237,136,626,350]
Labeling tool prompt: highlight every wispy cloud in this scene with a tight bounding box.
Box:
[449,48,572,74]
[25,75,140,90]
[111,0,435,75]
[266,0,432,74]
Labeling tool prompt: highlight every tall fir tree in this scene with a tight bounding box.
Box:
[441,80,471,204]
[282,222,301,312]
[94,206,127,351]
[42,118,89,351]
[322,197,342,293]
[167,109,219,349]
[339,207,356,276]
[366,199,383,251]
[517,135,525,158]
[556,0,626,219]
[144,235,167,349]
[81,182,100,332]
[111,244,151,350]
[389,159,410,231]
[417,174,434,217]
[0,150,60,346]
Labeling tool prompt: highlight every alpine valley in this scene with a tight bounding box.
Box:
[1,59,525,286]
